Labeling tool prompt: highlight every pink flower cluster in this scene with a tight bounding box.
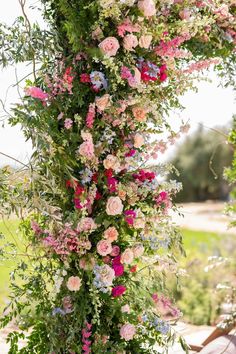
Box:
[112,285,126,297]
[133,169,155,182]
[124,210,136,226]
[86,103,96,129]
[82,322,92,354]
[45,65,74,96]
[25,87,48,102]
[152,293,181,318]
[117,18,140,37]
[42,225,91,256]
[155,34,191,58]
[183,58,221,74]
[155,191,172,212]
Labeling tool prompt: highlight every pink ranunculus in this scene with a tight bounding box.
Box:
[120,323,136,341]
[138,0,156,17]
[112,285,126,297]
[99,37,120,57]
[106,197,124,216]
[97,240,113,256]
[121,248,134,265]
[110,245,120,257]
[113,263,124,277]
[123,34,138,51]
[104,226,118,242]
[67,276,82,291]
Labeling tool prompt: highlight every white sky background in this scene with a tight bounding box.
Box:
[0,0,235,167]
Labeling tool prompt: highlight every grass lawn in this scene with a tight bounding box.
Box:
[0,219,21,311]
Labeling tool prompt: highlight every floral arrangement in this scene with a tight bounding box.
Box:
[0,0,235,353]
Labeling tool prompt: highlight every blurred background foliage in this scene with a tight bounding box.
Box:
[169,121,234,203]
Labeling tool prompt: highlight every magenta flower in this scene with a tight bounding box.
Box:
[112,285,126,297]
[113,263,124,277]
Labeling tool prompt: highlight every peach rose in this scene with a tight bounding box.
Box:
[132,106,147,122]
[132,243,144,258]
[99,37,120,57]
[134,133,144,148]
[67,276,82,291]
[103,155,120,171]
[120,323,136,341]
[139,34,152,49]
[118,189,127,201]
[123,34,138,51]
[138,0,156,17]
[121,248,134,265]
[97,240,113,256]
[106,196,124,216]
[96,94,110,111]
[133,217,146,229]
[104,226,118,242]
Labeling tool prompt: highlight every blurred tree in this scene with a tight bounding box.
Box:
[169,124,233,202]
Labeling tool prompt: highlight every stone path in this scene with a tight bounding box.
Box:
[171,201,236,234]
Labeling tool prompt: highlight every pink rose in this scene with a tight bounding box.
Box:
[77,217,97,232]
[110,245,120,257]
[138,0,156,17]
[106,197,124,216]
[78,140,95,160]
[120,323,136,341]
[123,34,138,51]
[132,106,147,122]
[121,304,130,313]
[67,276,82,291]
[132,243,144,258]
[139,34,152,49]
[112,285,126,297]
[99,37,120,57]
[128,68,141,88]
[97,240,113,256]
[96,94,110,111]
[104,226,118,242]
[121,248,134,265]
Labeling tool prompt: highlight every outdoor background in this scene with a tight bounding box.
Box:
[0,1,236,352]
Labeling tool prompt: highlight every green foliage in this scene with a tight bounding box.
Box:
[169,125,233,202]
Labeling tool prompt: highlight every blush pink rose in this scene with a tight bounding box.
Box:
[103,155,120,171]
[123,34,138,51]
[78,140,94,160]
[104,226,118,242]
[121,304,130,313]
[128,68,141,88]
[67,276,82,291]
[132,243,144,258]
[77,217,97,232]
[120,323,136,341]
[139,34,152,49]
[138,0,156,17]
[179,9,191,20]
[99,37,120,57]
[106,197,124,216]
[97,240,113,256]
[121,248,134,265]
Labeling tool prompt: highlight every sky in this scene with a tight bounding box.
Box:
[0,0,235,166]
